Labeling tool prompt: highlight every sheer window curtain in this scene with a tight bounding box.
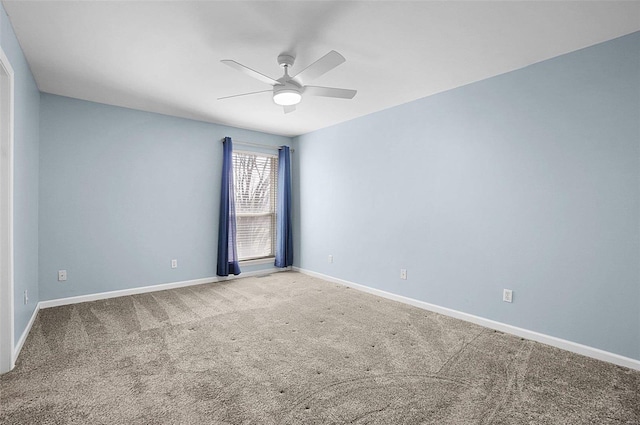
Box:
[275,146,293,268]
[217,137,241,276]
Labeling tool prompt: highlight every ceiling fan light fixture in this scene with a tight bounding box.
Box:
[273,88,302,106]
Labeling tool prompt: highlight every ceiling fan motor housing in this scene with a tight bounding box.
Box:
[277,54,295,68]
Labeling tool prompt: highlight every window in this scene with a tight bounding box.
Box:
[233,150,278,261]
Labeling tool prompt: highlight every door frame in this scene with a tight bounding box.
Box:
[0,46,15,374]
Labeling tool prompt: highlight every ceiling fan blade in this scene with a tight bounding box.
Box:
[221,60,279,85]
[292,50,345,85]
[217,90,272,101]
[283,105,296,114]
[304,86,357,99]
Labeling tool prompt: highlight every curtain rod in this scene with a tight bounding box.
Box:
[222,139,295,153]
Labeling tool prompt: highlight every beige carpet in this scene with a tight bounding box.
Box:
[1,271,638,424]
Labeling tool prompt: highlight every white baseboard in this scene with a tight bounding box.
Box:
[13,303,39,363]
[39,267,288,309]
[293,267,640,371]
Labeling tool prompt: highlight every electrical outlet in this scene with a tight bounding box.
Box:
[328,255,333,264]
[400,269,407,280]
[58,270,67,281]
[171,259,178,269]
[503,289,513,303]
[23,290,28,305]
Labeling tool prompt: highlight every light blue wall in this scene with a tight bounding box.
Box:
[295,32,640,360]
[0,5,40,344]
[39,94,291,301]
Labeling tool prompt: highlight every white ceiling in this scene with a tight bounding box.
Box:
[3,1,639,137]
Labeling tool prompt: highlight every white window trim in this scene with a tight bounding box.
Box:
[239,257,275,266]
[234,149,278,159]
[232,148,278,262]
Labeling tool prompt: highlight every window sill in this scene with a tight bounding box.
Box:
[239,257,275,266]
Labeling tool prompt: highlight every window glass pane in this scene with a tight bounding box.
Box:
[236,215,275,260]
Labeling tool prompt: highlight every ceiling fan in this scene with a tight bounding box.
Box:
[218,50,357,113]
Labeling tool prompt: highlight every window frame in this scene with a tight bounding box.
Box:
[232,149,278,263]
